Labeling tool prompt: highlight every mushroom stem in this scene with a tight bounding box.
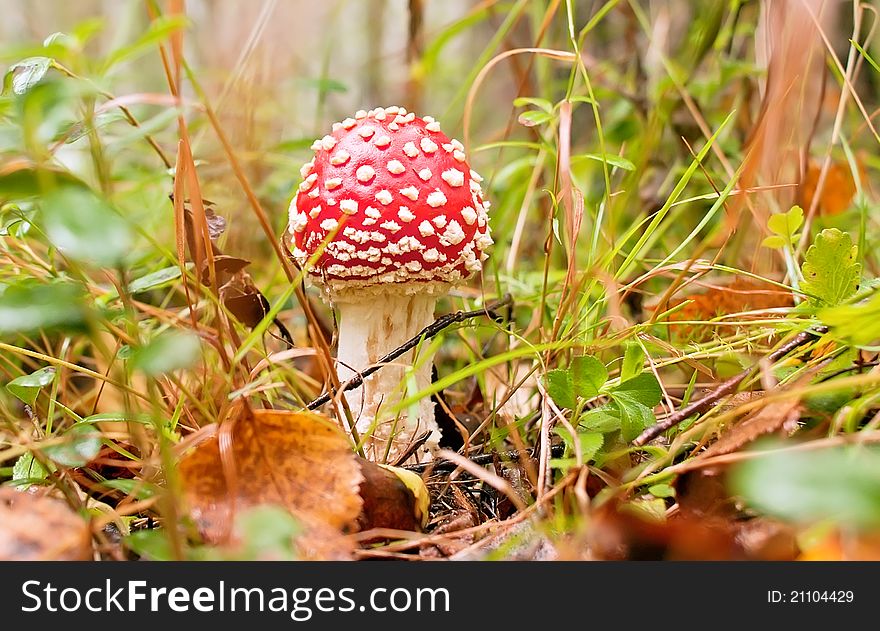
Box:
[335,292,439,462]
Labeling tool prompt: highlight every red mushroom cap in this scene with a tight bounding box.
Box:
[288,106,492,297]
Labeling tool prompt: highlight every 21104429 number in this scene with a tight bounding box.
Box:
[768,590,854,604]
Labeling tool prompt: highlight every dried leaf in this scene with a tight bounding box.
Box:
[356,460,427,533]
[179,407,364,545]
[700,400,801,460]
[0,488,91,560]
[653,278,793,340]
[200,254,250,287]
[798,159,864,216]
[222,289,270,328]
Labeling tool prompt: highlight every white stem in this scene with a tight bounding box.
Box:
[335,293,439,462]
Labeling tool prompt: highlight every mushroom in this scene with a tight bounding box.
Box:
[287,106,492,463]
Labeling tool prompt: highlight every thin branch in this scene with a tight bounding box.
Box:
[632,326,828,446]
[306,295,513,410]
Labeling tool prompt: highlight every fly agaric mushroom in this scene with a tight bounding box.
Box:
[287,106,492,462]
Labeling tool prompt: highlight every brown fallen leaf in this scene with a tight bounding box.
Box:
[0,488,92,560]
[180,406,429,552]
[583,502,797,561]
[699,400,802,461]
[356,460,427,533]
[179,406,364,545]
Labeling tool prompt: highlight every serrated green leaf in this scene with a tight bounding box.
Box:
[612,397,655,442]
[578,406,620,433]
[44,424,102,467]
[131,330,201,376]
[6,366,55,406]
[12,451,50,483]
[621,342,645,382]
[800,228,860,308]
[543,368,576,410]
[611,372,662,407]
[554,426,604,462]
[570,355,607,398]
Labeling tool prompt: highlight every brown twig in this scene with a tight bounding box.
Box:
[306,294,513,410]
[406,443,565,474]
[632,326,828,446]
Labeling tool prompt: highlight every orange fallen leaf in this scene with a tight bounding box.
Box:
[0,488,92,560]
[798,159,865,216]
[179,406,364,545]
[653,278,793,340]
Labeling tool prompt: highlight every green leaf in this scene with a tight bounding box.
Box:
[648,483,676,499]
[572,153,636,171]
[554,426,604,462]
[611,372,662,407]
[821,290,880,344]
[62,110,127,144]
[128,265,185,294]
[101,479,157,500]
[131,330,202,376]
[568,95,597,105]
[513,96,553,113]
[518,110,553,127]
[767,205,803,238]
[12,451,50,483]
[44,424,102,467]
[42,185,133,267]
[0,165,82,199]
[236,505,302,558]
[761,235,787,250]
[621,341,645,382]
[730,443,880,529]
[544,368,576,410]
[578,406,620,433]
[570,355,607,398]
[6,366,56,406]
[612,397,655,442]
[0,282,88,335]
[800,228,861,308]
[4,57,53,95]
[124,530,175,561]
